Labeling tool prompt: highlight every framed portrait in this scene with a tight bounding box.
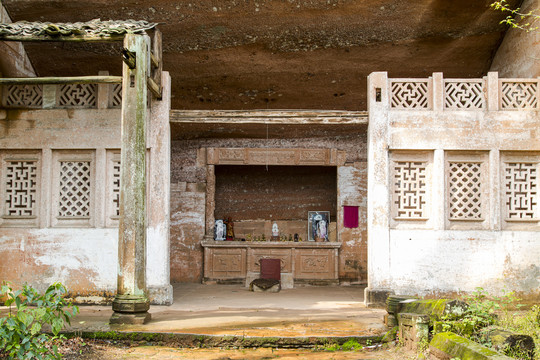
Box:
[308,211,330,242]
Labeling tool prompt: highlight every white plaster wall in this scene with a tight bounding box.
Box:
[0,74,172,304]
[366,72,540,300]
[388,231,540,296]
[0,229,118,302]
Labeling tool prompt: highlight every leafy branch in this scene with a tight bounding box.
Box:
[491,0,540,32]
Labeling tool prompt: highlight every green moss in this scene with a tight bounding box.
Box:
[430,332,512,360]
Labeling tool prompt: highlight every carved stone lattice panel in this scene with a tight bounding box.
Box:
[444,81,485,110]
[295,249,336,279]
[500,81,538,110]
[248,150,296,165]
[393,161,427,219]
[58,84,97,108]
[390,81,430,109]
[208,248,247,278]
[504,162,538,220]
[4,85,43,108]
[105,151,122,227]
[58,161,91,218]
[448,162,482,220]
[207,148,346,166]
[112,161,121,216]
[5,161,38,217]
[109,83,122,108]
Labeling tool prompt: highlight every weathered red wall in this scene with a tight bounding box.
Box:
[214,165,337,221]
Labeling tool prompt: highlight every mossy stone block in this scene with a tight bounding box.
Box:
[430,332,513,360]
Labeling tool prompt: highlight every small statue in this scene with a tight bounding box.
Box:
[224,217,235,241]
[262,233,266,241]
[246,234,252,241]
[298,237,303,242]
[214,219,226,241]
[271,222,280,241]
[294,233,299,242]
[288,234,293,242]
[317,219,328,241]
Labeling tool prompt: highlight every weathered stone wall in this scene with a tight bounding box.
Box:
[490,0,540,78]
[170,133,368,283]
[366,72,540,302]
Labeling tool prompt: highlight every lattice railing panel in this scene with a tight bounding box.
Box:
[112,160,121,216]
[448,162,482,220]
[58,161,91,217]
[58,84,97,108]
[5,161,37,217]
[500,81,538,109]
[393,161,427,219]
[109,83,122,108]
[504,162,538,220]
[444,81,485,110]
[390,81,430,109]
[4,85,43,108]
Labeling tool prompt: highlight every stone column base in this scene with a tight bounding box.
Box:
[364,287,394,308]
[112,294,150,313]
[110,311,151,325]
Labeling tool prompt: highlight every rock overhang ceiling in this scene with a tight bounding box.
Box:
[2,0,519,110]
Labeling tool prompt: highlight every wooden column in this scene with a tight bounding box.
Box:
[110,33,151,324]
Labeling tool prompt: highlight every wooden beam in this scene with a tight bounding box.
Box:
[122,49,137,69]
[147,77,162,99]
[151,30,162,98]
[0,76,122,85]
[0,34,125,42]
[150,53,159,69]
[169,110,369,125]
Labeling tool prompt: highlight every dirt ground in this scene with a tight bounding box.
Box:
[60,338,421,360]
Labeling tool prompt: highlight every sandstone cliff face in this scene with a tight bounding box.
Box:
[2,0,517,110]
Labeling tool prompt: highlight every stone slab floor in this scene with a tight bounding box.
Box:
[66,283,388,337]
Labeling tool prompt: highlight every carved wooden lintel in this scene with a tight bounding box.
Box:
[207,148,347,166]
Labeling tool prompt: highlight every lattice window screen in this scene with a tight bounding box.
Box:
[112,160,121,217]
[500,82,538,110]
[390,81,430,109]
[504,162,538,220]
[393,161,427,219]
[58,84,97,108]
[448,162,482,220]
[444,81,485,110]
[4,85,43,108]
[58,161,91,218]
[5,160,37,217]
[109,84,122,108]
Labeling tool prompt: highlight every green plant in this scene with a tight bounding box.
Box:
[0,282,79,359]
[341,339,363,351]
[323,342,340,352]
[499,304,540,360]
[437,288,502,342]
[491,0,539,32]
